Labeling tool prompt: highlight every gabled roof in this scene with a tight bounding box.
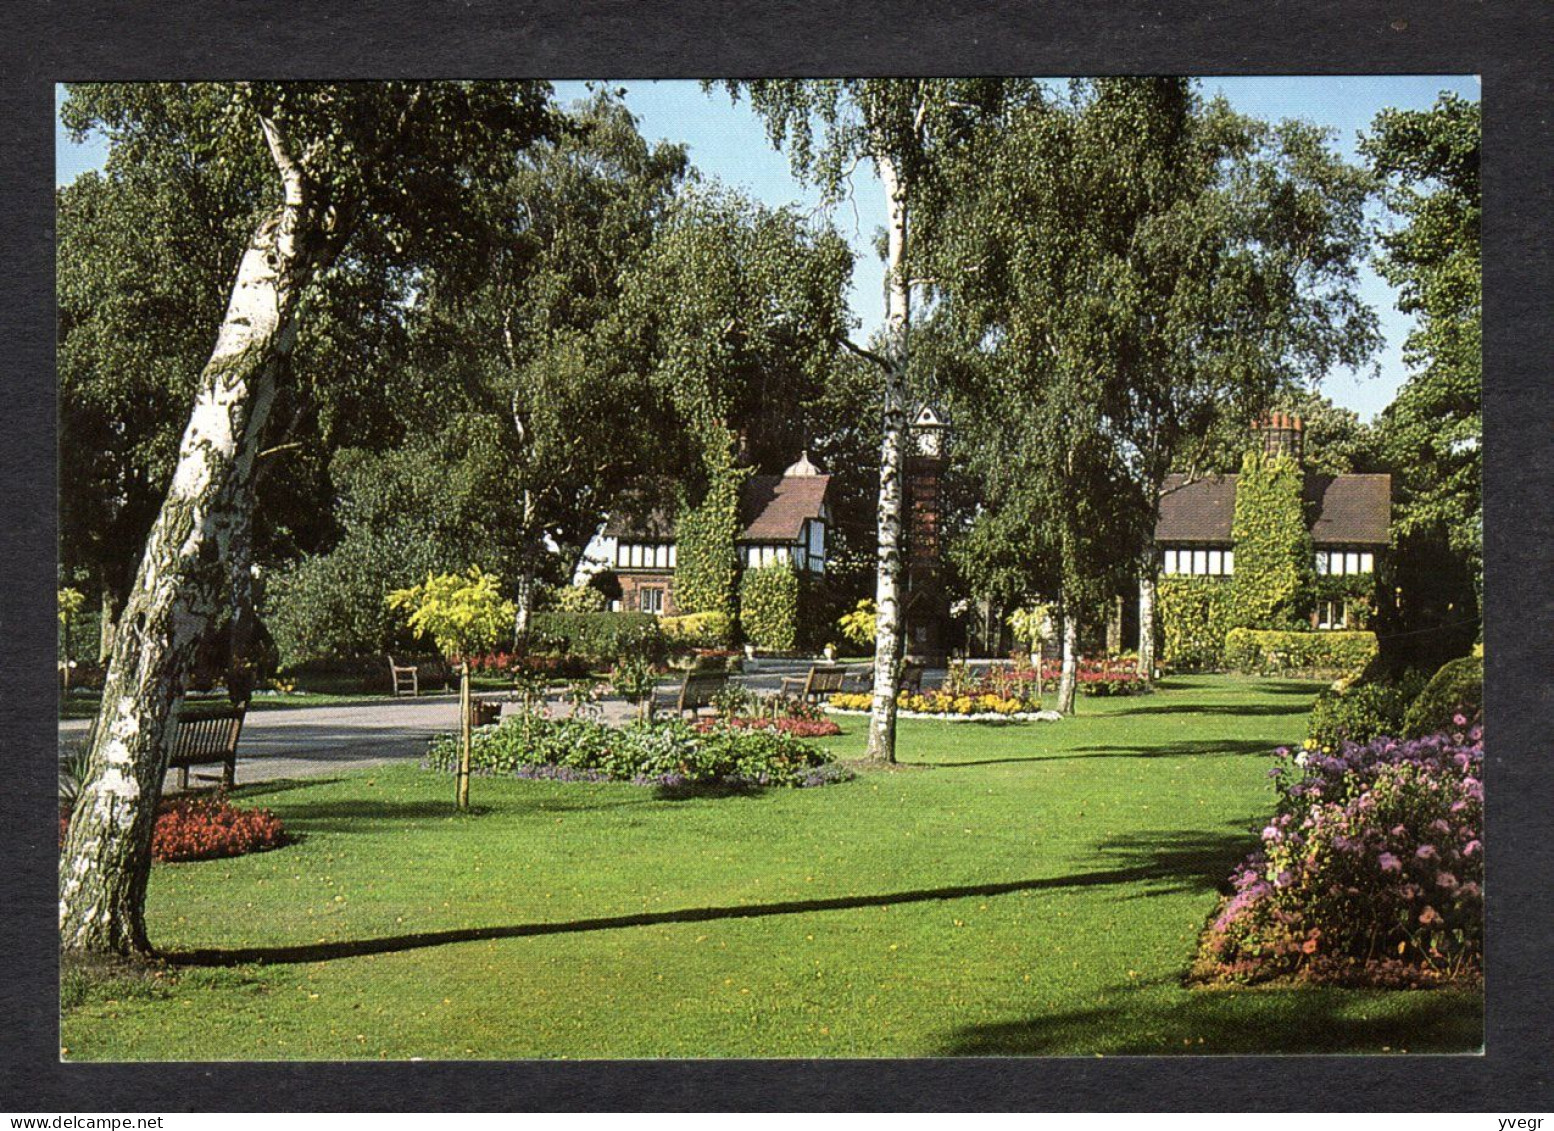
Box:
[1155,472,1390,547]
[603,473,831,544]
[739,474,830,543]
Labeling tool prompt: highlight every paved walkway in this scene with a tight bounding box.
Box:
[57,660,911,790]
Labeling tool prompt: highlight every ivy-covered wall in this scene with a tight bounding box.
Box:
[1157,575,1232,670]
[740,558,800,651]
[672,433,749,620]
[1226,451,1315,632]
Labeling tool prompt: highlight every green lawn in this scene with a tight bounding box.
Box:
[60,675,1482,1059]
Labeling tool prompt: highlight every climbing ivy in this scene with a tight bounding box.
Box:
[672,430,749,620]
[1156,576,1232,670]
[740,558,801,651]
[1227,451,1314,631]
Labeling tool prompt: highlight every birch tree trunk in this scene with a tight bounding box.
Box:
[98,585,119,666]
[1137,566,1157,680]
[1057,600,1079,715]
[864,152,911,763]
[60,116,330,958]
[512,567,534,651]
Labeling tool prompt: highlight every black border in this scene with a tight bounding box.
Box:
[4,0,1550,1112]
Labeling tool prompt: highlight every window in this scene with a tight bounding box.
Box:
[1359,551,1374,574]
[1193,549,1208,576]
[1316,599,1347,630]
[1162,549,1177,575]
[640,587,664,615]
[1315,550,1329,574]
[1207,549,1222,575]
[1346,551,1362,575]
[669,544,678,568]
[1224,549,1234,575]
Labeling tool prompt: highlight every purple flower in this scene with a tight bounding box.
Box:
[1416,844,1438,860]
[1378,852,1402,873]
[1436,871,1458,890]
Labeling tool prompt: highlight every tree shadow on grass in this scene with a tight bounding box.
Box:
[939,981,1483,1055]
[941,737,1274,768]
[228,778,346,801]
[163,828,1256,968]
[1103,702,1310,718]
[272,792,653,832]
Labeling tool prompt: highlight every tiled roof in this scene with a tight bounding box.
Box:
[1155,474,1238,543]
[1304,473,1391,546]
[1155,472,1390,546]
[604,473,830,544]
[739,474,830,542]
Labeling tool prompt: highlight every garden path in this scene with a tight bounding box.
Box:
[56,661,938,789]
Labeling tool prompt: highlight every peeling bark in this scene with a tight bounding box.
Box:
[1137,567,1157,680]
[864,152,911,763]
[1057,600,1079,715]
[59,114,333,959]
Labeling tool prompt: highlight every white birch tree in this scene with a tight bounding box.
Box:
[710,79,1022,761]
[59,82,556,959]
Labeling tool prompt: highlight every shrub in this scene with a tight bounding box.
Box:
[1223,628,1378,678]
[528,612,666,663]
[1193,724,1483,987]
[550,583,607,614]
[837,599,877,650]
[265,529,448,667]
[60,798,292,863]
[740,559,800,651]
[425,715,849,789]
[1402,654,1483,738]
[661,611,735,650]
[1307,681,1416,748]
[1157,577,1232,670]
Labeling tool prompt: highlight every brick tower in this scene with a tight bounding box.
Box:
[903,405,951,664]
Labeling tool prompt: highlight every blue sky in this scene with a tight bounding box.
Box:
[57,76,1480,420]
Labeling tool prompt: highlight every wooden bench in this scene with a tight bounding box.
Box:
[68,705,248,792]
[168,706,247,790]
[780,664,852,703]
[654,669,729,719]
[387,654,419,698]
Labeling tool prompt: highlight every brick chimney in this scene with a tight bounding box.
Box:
[1253,411,1304,463]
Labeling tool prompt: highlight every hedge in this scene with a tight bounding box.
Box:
[1223,628,1378,678]
[526,611,665,662]
[1402,654,1483,738]
[740,559,800,652]
[1157,576,1232,670]
[661,611,735,650]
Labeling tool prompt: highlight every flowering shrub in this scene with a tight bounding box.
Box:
[425,716,850,789]
[61,798,291,863]
[1193,718,1483,987]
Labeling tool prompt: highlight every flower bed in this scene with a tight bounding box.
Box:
[826,690,1060,723]
[425,716,851,789]
[1038,657,1150,696]
[694,715,842,738]
[1192,717,1483,988]
[60,797,290,863]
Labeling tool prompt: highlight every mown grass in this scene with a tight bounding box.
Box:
[59,675,1482,1060]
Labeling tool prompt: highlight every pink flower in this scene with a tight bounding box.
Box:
[1435,871,1458,890]
[1418,905,1444,927]
[1416,844,1438,860]
[1378,852,1402,873]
